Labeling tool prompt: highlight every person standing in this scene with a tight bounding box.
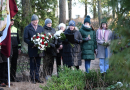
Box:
[55,23,66,73]
[10,18,21,82]
[79,15,97,73]
[43,18,56,78]
[96,18,112,74]
[24,14,44,84]
[62,20,82,69]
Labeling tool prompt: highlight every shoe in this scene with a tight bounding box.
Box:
[0,88,4,90]
[0,83,6,87]
[35,79,44,83]
[31,79,36,84]
[11,79,20,82]
[6,83,13,86]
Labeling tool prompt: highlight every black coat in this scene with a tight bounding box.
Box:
[43,25,57,56]
[24,23,44,57]
[62,29,83,66]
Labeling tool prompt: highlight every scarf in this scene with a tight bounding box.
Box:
[83,24,91,28]
[31,23,38,31]
[98,29,110,42]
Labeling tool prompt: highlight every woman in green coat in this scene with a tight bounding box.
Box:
[79,15,97,73]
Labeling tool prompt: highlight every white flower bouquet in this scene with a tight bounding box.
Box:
[31,33,54,54]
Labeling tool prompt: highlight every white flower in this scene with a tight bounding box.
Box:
[46,37,49,39]
[54,30,63,39]
[31,37,33,41]
[48,33,51,35]
[37,33,40,36]
[40,34,45,37]
[36,38,40,42]
[44,41,47,43]
[40,39,42,43]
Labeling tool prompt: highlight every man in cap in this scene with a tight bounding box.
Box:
[24,14,44,84]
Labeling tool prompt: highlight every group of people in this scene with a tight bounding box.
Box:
[0,13,113,88]
[24,14,113,84]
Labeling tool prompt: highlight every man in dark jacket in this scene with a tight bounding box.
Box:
[24,14,44,84]
[10,18,21,82]
[43,18,56,78]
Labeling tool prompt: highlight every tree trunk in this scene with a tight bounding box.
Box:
[59,0,66,24]
[22,0,32,50]
[112,0,115,18]
[93,0,96,19]
[84,0,87,17]
[98,0,102,25]
[68,0,72,21]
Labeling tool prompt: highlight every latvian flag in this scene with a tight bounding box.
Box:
[0,0,18,57]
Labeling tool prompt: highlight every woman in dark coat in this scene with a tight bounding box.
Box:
[79,15,97,73]
[43,18,56,78]
[62,20,83,69]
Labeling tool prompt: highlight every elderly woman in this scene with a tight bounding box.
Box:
[62,20,82,69]
[55,23,66,73]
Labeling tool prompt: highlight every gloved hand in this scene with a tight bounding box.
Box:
[50,43,55,48]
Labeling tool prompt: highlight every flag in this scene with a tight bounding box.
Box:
[0,0,18,57]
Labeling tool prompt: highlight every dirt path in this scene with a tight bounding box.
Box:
[2,58,100,90]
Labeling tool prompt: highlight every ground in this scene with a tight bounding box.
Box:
[2,58,99,90]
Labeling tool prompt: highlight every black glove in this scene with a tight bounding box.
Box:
[74,39,81,44]
[50,43,55,48]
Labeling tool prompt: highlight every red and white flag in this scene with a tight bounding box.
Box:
[0,0,18,57]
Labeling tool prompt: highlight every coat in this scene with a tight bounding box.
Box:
[24,23,44,57]
[43,25,57,56]
[79,25,97,60]
[62,29,83,66]
[96,29,113,58]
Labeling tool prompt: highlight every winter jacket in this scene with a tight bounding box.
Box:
[24,23,44,57]
[79,25,97,60]
[11,26,21,48]
[43,25,57,56]
[62,29,82,66]
[96,29,113,58]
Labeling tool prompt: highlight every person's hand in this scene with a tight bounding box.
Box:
[32,45,36,48]
[85,37,91,41]
[18,49,21,55]
[59,45,63,50]
[95,49,97,55]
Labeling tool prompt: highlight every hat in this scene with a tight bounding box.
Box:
[45,18,52,25]
[101,17,107,24]
[69,20,75,26]
[58,23,66,29]
[31,14,39,21]
[11,18,15,21]
[84,15,91,24]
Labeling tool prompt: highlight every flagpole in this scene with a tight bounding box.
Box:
[7,57,10,87]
